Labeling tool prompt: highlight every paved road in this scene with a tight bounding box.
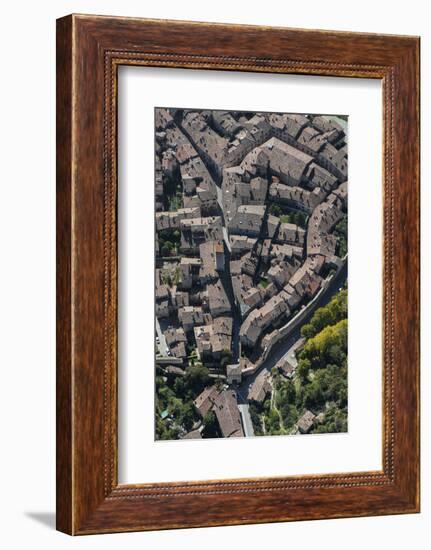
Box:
[215,186,232,252]
[219,262,240,362]
[238,404,255,437]
[216,184,223,208]
[222,227,232,253]
[155,318,169,356]
[213,182,241,362]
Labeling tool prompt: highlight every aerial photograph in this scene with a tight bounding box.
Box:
[154,107,348,441]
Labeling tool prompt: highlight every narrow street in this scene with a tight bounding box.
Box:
[215,179,241,363]
[219,252,241,363]
[238,404,255,437]
[155,318,168,356]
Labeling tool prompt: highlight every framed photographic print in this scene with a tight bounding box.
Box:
[56,14,420,534]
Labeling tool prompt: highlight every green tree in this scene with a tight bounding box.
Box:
[334,217,348,257]
[178,403,196,431]
[220,349,233,367]
[302,380,325,410]
[280,403,299,430]
[202,411,220,438]
[183,365,211,397]
[173,376,186,397]
[296,358,311,384]
[300,290,347,339]
[161,241,174,257]
[266,408,281,434]
[276,378,296,407]
[312,404,347,434]
[290,211,307,228]
[269,204,282,217]
[249,403,264,435]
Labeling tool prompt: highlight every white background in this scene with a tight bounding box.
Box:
[0,1,428,549]
[119,68,382,483]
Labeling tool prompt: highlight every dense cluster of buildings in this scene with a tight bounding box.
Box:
[155,108,347,439]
